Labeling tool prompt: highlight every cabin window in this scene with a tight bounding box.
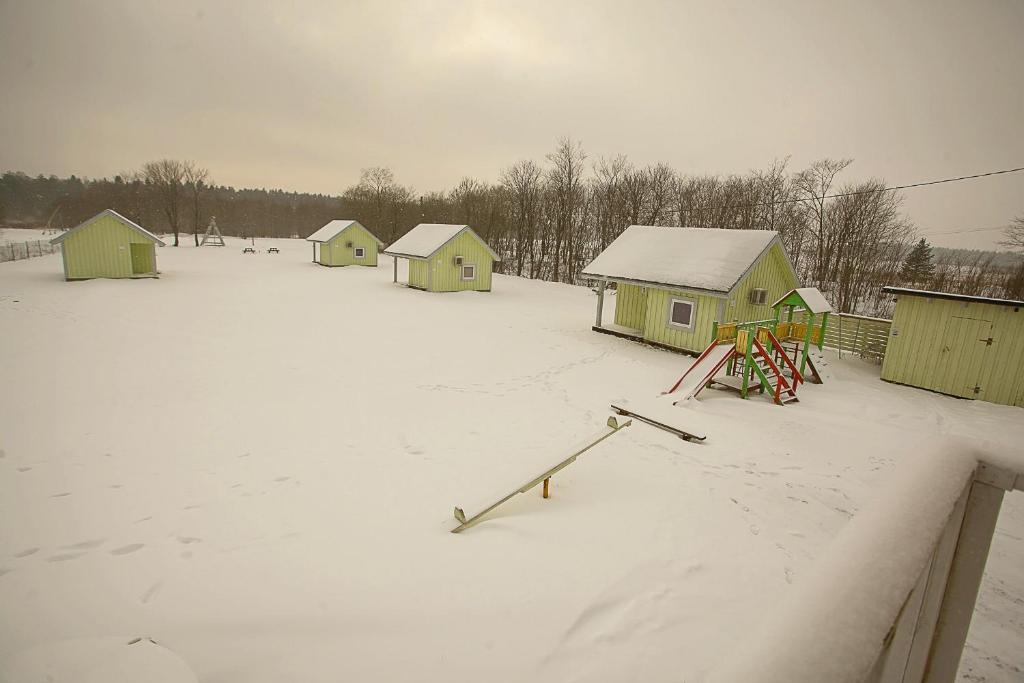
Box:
[461,264,476,281]
[668,298,695,329]
[354,247,366,258]
[748,288,768,305]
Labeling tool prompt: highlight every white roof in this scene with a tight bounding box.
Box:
[50,209,165,246]
[383,224,499,261]
[306,219,382,245]
[773,287,833,314]
[582,226,787,294]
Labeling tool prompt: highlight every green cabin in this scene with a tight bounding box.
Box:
[583,226,800,354]
[383,224,499,293]
[306,220,383,267]
[50,209,164,281]
[880,287,1024,407]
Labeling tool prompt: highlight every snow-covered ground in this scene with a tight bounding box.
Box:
[1,236,1021,682]
[0,227,54,245]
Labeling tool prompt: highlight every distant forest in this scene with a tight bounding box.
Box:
[2,142,1022,315]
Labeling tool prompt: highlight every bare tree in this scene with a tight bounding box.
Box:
[183,162,211,246]
[500,159,544,277]
[142,159,188,246]
[793,158,853,286]
[545,138,587,282]
[1001,215,1024,251]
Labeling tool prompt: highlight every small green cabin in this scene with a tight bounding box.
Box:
[583,226,800,354]
[306,220,383,267]
[383,224,499,293]
[51,209,164,281]
[880,287,1024,407]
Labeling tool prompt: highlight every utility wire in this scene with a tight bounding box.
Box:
[691,165,1024,213]
[924,224,1012,237]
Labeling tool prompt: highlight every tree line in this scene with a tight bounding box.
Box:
[2,141,1021,314]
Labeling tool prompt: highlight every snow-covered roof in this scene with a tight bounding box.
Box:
[582,226,788,294]
[305,219,382,245]
[773,287,833,314]
[50,209,165,246]
[383,224,499,261]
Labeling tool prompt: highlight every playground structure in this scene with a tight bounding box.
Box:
[200,217,225,246]
[451,416,632,533]
[662,287,832,407]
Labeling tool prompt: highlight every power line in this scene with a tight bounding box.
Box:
[923,224,1011,237]
[690,165,1024,213]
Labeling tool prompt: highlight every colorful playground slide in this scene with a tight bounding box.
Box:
[664,342,734,400]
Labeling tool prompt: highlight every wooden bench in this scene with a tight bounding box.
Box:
[243,247,256,254]
[267,247,280,254]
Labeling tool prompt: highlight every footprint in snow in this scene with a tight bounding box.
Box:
[17,467,32,473]
[176,536,202,545]
[133,516,153,524]
[140,581,162,604]
[183,504,200,511]
[51,492,72,498]
[13,547,39,558]
[46,552,86,563]
[274,476,291,483]
[63,538,105,550]
[109,543,144,556]
[0,567,11,578]
[0,449,6,459]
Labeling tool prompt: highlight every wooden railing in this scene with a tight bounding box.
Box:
[792,311,892,361]
[707,445,1023,683]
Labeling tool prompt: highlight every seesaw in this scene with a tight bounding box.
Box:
[451,416,632,533]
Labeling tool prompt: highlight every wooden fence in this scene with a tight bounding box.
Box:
[795,311,893,362]
[0,240,60,263]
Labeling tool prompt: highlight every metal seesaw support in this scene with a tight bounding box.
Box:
[451,415,633,533]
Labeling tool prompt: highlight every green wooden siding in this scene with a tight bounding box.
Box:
[728,242,799,322]
[641,287,722,353]
[318,224,380,267]
[614,283,648,330]
[881,294,1024,407]
[409,259,429,289]
[62,214,159,280]
[421,230,495,292]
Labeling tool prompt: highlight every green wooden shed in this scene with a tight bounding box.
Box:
[306,220,383,267]
[383,224,499,292]
[582,226,799,354]
[50,209,164,281]
[880,287,1024,407]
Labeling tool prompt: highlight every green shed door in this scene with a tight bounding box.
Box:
[936,317,992,398]
[130,243,154,274]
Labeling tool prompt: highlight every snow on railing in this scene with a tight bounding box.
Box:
[706,436,1022,683]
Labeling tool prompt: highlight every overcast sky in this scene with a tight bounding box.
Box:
[2,0,1022,249]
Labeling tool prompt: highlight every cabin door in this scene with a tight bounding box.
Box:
[936,317,992,398]
[130,243,153,275]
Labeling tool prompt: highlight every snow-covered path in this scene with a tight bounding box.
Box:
[1,238,1021,682]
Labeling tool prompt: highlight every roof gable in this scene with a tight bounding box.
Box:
[582,226,783,294]
[384,224,499,261]
[772,287,833,314]
[51,209,165,246]
[306,219,383,245]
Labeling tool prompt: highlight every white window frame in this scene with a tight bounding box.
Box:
[667,297,696,330]
[354,247,366,259]
[748,288,768,305]
[461,264,477,281]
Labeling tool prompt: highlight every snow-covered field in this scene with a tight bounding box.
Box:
[1,236,1021,682]
[0,228,53,246]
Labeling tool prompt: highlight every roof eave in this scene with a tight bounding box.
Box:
[580,272,729,297]
[882,286,1024,308]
